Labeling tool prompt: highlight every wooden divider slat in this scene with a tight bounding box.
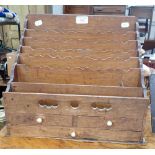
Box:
[11,82,143,97]
[20,46,138,58]
[15,64,141,87]
[24,30,136,41]
[23,38,137,50]
[26,14,136,31]
[19,55,139,69]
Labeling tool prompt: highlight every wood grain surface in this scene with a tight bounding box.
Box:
[11,82,144,97]
[0,108,154,149]
[23,37,137,50]
[14,65,141,87]
[26,14,136,31]
[20,46,138,58]
[18,55,139,69]
[3,14,147,145]
[24,29,136,41]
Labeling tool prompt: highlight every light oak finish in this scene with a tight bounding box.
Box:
[11,82,144,97]
[3,92,148,143]
[14,65,141,87]
[20,46,138,58]
[24,29,137,41]
[26,14,136,31]
[18,55,139,69]
[3,14,147,143]
[23,37,137,50]
[7,126,143,142]
[6,113,144,131]
[0,109,154,148]
[3,92,148,118]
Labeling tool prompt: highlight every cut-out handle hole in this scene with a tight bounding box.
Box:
[70,101,79,109]
[38,99,58,109]
[91,102,112,111]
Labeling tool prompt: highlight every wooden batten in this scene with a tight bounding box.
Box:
[26,14,136,31]
[18,55,140,69]
[20,46,138,58]
[11,82,144,97]
[23,37,137,50]
[24,30,137,41]
[14,64,141,87]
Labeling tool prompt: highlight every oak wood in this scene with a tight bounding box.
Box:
[0,109,154,148]
[14,64,141,87]
[6,112,143,131]
[7,125,143,143]
[23,37,137,50]
[24,29,137,41]
[3,90,148,143]
[7,113,73,127]
[26,14,136,31]
[11,82,144,97]
[20,46,138,58]
[3,14,146,143]
[3,92,148,118]
[18,55,139,69]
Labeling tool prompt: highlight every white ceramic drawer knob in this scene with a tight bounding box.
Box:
[36,117,43,123]
[107,120,113,127]
[70,131,76,138]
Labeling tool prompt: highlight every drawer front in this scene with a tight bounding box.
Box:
[65,5,90,14]
[6,114,143,132]
[7,113,72,127]
[8,125,143,143]
[77,116,143,131]
[93,6,125,14]
[4,93,148,119]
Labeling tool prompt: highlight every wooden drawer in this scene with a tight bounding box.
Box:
[6,112,143,132]
[7,113,72,127]
[64,5,126,15]
[92,6,126,15]
[64,5,90,14]
[8,125,143,143]
[77,116,143,131]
